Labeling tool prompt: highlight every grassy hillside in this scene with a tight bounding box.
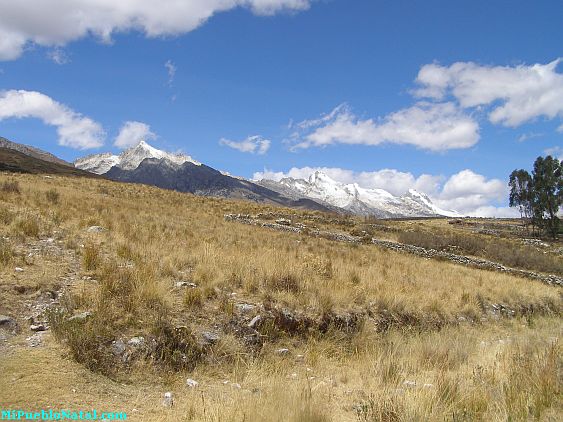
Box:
[0,147,100,177]
[0,172,561,421]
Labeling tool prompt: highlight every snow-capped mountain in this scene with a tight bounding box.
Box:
[73,141,332,212]
[74,140,200,174]
[257,171,459,218]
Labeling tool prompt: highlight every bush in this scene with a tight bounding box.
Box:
[1,180,20,194]
[14,215,40,238]
[0,238,14,267]
[82,243,101,271]
[45,189,60,204]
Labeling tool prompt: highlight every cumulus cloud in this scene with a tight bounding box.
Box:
[114,121,156,149]
[415,59,563,127]
[220,135,271,154]
[0,0,313,60]
[290,102,479,151]
[0,89,104,149]
[253,166,511,216]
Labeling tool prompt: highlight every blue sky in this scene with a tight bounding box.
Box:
[0,0,562,215]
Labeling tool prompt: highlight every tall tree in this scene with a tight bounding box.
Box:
[531,156,563,238]
[508,169,533,230]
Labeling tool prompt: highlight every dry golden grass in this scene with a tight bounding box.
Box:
[0,172,561,421]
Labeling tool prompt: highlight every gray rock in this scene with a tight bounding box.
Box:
[202,331,220,345]
[15,267,24,272]
[30,324,48,332]
[276,348,290,356]
[403,380,416,388]
[163,392,174,407]
[248,315,262,329]
[175,281,197,288]
[86,226,105,233]
[275,218,292,226]
[236,303,255,313]
[111,339,126,356]
[0,315,16,328]
[186,378,199,388]
[68,311,91,322]
[127,336,145,347]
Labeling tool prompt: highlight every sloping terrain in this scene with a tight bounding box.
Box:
[0,172,561,421]
[0,136,72,167]
[0,148,100,177]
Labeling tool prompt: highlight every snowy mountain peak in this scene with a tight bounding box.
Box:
[74,141,201,174]
[257,171,461,218]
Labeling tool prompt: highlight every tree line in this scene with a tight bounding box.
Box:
[509,155,562,238]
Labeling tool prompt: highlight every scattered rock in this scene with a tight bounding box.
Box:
[30,323,47,332]
[248,315,262,329]
[275,218,292,226]
[15,267,24,272]
[422,383,434,389]
[86,226,105,233]
[186,378,199,388]
[163,392,174,407]
[68,311,92,322]
[175,281,197,288]
[295,354,305,362]
[0,315,16,329]
[127,336,145,347]
[403,380,417,388]
[26,333,43,347]
[276,348,290,356]
[111,339,126,356]
[236,303,255,313]
[201,331,220,345]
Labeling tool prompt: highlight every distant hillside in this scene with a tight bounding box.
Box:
[0,137,72,167]
[0,147,100,177]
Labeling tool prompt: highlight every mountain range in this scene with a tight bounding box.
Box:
[72,140,458,217]
[0,136,457,217]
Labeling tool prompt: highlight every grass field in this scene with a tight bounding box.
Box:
[0,172,561,421]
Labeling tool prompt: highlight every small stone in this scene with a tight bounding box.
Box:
[202,331,220,345]
[295,354,305,362]
[30,324,47,332]
[111,339,126,356]
[87,226,105,233]
[403,380,416,388]
[231,383,241,389]
[68,311,91,322]
[236,303,255,313]
[422,383,434,389]
[276,348,290,356]
[248,315,262,329]
[186,378,199,388]
[127,336,145,347]
[15,267,24,272]
[163,392,174,407]
[175,281,197,288]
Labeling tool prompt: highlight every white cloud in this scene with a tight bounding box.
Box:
[220,135,271,154]
[517,132,543,142]
[0,0,313,60]
[291,102,479,151]
[0,89,104,149]
[415,59,563,127]
[544,146,563,160]
[253,166,509,216]
[557,124,563,133]
[164,60,176,86]
[47,47,69,65]
[114,121,156,149]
